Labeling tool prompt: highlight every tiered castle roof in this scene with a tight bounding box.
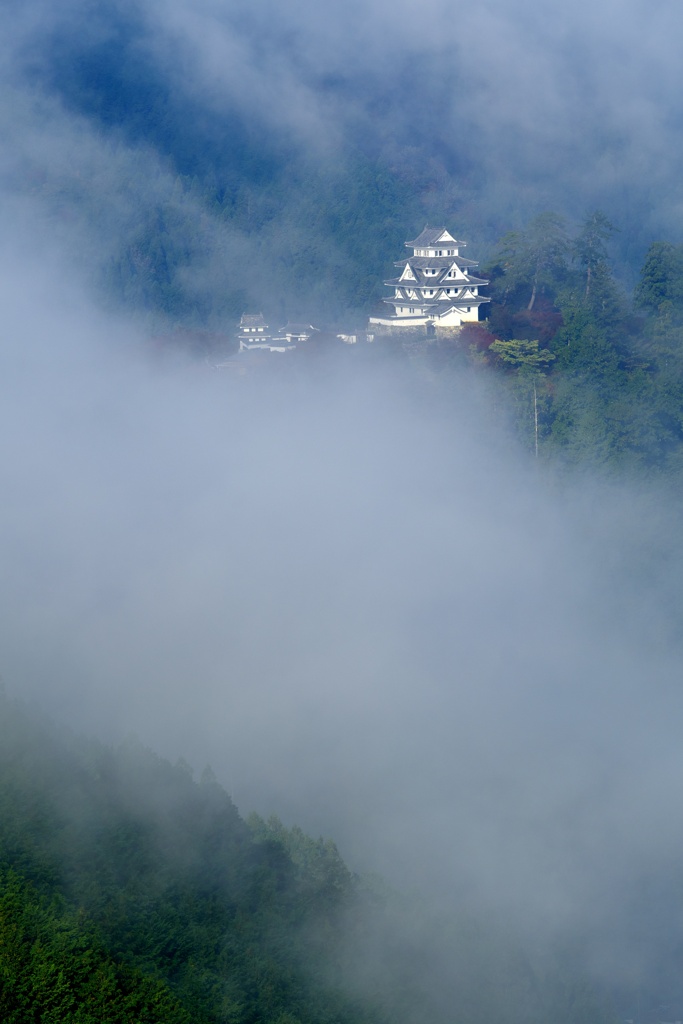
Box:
[405,226,466,249]
[375,226,489,325]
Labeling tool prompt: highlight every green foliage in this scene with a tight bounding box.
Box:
[96,156,421,329]
[573,211,616,299]
[0,868,191,1023]
[489,338,555,375]
[477,211,683,471]
[487,339,555,455]
[0,693,616,1024]
[490,212,570,311]
[634,241,683,313]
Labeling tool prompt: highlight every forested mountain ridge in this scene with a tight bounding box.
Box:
[4,3,683,1020]
[15,43,683,480]
[13,2,431,328]
[14,15,683,477]
[0,692,615,1024]
[419,213,683,473]
[6,0,683,349]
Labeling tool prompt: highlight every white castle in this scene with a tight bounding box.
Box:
[370,226,489,330]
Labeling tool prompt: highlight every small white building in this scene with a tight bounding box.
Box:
[369,226,489,330]
[238,314,295,353]
[277,323,319,345]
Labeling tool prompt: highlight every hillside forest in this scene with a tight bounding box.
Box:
[0,693,615,1024]
[4,5,683,1021]
[431,212,683,473]
[4,4,682,474]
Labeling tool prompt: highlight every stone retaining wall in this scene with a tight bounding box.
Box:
[368,323,430,339]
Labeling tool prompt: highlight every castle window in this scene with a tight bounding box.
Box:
[375,227,488,327]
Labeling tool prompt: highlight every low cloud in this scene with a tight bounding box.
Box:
[1,214,683,1000]
[1,0,683,1000]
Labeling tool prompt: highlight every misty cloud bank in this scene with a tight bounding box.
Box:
[3,0,683,1004]
[2,0,683,311]
[148,0,683,210]
[2,215,683,1002]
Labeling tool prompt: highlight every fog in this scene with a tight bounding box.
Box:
[1,207,683,999]
[3,0,683,299]
[2,0,683,1007]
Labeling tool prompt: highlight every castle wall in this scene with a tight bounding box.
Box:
[372,226,488,341]
[434,325,465,341]
[369,322,430,339]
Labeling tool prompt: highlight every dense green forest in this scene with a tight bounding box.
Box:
[7,0,566,328]
[256,211,683,477]
[19,3,433,327]
[18,15,683,475]
[11,0,683,479]
[5,4,683,1020]
[0,691,615,1024]
[398,213,683,474]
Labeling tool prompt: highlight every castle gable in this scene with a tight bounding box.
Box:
[406,226,461,249]
[370,226,489,332]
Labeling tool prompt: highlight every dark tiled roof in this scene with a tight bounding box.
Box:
[384,295,489,311]
[395,256,479,270]
[280,322,317,332]
[389,272,488,293]
[382,227,488,320]
[396,272,442,286]
[239,313,268,328]
[388,281,487,298]
[405,226,464,248]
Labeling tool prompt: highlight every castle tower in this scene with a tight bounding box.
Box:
[369,226,489,332]
[237,313,273,351]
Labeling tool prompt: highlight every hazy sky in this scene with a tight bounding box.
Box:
[3,0,683,1002]
[3,0,683,269]
[133,0,683,242]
